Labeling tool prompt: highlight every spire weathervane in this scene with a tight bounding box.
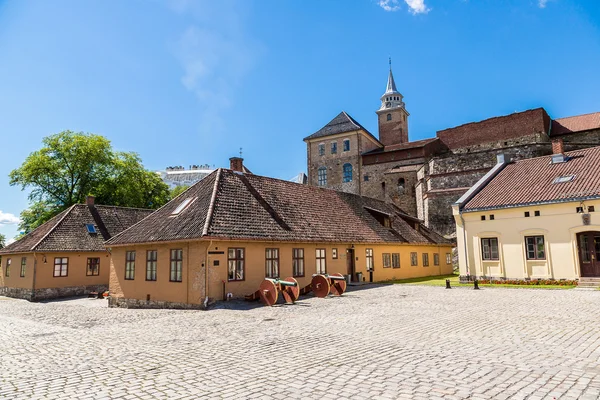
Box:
[389,57,392,70]
[239,147,243,158]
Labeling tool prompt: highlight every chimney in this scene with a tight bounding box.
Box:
[86,195,95,205]
[552,138,564,155]
[229,157,244,172]
[551,139,566,164]
[496,153,505,164]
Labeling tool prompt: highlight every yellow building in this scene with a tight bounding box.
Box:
[106,160,454,308]
[454,142,600,284]
[0,198,152,300]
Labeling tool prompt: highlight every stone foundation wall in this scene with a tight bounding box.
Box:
[0,287,34,301]
[0,284,108,301]
[108,297,205,310]
[32,285,108,301]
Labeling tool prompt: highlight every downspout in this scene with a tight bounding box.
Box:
[460,211,469,278]
[186,242,190,305]
[32,252,38,301]
[202,169,221,308]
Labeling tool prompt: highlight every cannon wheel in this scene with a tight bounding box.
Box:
[311,274,330,298]
[281,277,300,304]
[329,273,347,296]
[258,279,278,306]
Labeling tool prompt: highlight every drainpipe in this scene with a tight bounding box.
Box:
[32,252,38,301]
[459,210,470,279]
[186,242,190,305]
[204,239,213,309]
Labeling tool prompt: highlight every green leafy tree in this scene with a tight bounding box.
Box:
[169,185,190,199]
[0,233,6,249]
[10,131,170,234]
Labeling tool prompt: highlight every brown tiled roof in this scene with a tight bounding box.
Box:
[303,111,382,145]
[437,108,551,149]
[0,205,153,254]
[463,146,600,211]
[552,112,600,136]
[107,169,449,246]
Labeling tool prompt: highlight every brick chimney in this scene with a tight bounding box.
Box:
[552,138,564,155]
[229,157,244,172]
[86,195,95,205]
[551,139,566,164]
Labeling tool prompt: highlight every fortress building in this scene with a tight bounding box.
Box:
[304,63,600,237]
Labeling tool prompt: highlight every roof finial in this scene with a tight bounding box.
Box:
[239,147,243,158]
[389,57,392,71]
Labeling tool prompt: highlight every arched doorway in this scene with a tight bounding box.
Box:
[577,231,600,277]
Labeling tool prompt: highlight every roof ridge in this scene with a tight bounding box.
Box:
[509,145,600,164]
[107,169,220,245]
[555,111,600,121]
[31,204,77,251]
[342,110,361,131]
[202,168,222,236]
[92,204,156,212]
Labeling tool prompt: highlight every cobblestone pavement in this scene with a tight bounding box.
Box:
[2,285,600,400]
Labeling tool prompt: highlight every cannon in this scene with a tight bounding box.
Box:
[311,273,347,298]
[257,277,300,307]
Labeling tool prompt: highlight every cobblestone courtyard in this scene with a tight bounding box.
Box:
[2,285,600,400]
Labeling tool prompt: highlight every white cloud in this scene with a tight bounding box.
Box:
[0,211,19,226]
[378,0,401,11]
[404,0,430,14]
[6,238,16,246]
[168,1,264,135]
[378,0,430,14]
[538,0,550,8]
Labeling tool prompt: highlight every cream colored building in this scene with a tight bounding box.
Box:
[454,142,600,283]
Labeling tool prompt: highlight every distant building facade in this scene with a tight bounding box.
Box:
[157,164,214,189]
[305,64,600,237]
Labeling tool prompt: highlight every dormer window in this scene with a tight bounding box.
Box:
[172,197,195,216]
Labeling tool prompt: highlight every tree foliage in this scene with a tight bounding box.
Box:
[169,185,190,199]
[10,131,170,234]
[0,233,5,249]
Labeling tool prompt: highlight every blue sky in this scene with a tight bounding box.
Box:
[1,0,599,242]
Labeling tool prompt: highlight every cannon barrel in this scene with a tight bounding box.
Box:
[311,273,346,281]
[265,278,298,287]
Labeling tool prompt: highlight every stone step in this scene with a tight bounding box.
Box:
[580,277,600,281]
[578,282,600,288]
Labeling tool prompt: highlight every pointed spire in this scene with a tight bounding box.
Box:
[385,57,399,94]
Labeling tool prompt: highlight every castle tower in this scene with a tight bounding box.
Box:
[376,59,409,145]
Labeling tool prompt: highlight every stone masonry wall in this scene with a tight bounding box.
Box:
[0,284,108,301]
[108,297,205,310]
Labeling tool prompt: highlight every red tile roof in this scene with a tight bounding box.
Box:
[552,112,600,136]
[107,169,450,246]
[462,146,600,211]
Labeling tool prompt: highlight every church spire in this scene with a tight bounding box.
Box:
[385,57,399,94]
[378,58,404,111]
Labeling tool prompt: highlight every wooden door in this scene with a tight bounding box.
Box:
[346,249,355,280]
[578,232,600,277]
